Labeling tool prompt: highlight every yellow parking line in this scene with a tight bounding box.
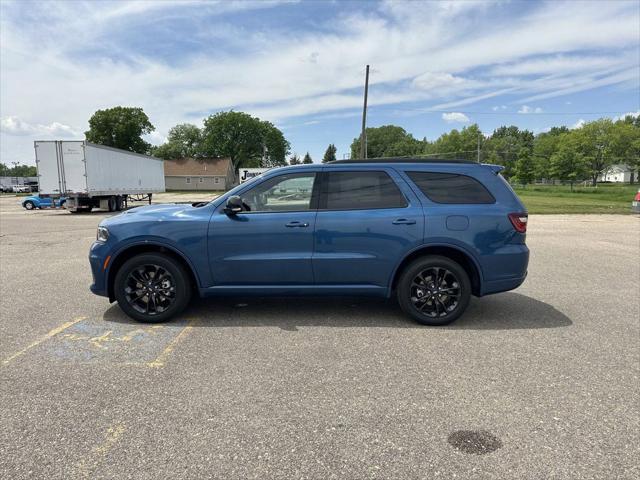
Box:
[146,318,198,368]
[75,422,126,478]
[2,316,87,366]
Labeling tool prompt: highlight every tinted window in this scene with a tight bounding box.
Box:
[407,171,495,204]
[243,173,316,212]
[321,171,407,210]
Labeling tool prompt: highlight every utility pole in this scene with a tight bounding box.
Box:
[11,161,19,185]
[360,65,370,159]
[477,133,481,163]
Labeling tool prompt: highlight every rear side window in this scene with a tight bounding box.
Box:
[407,171,495,204]
[321,171,407,210]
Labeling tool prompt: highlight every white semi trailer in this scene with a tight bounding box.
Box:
[34,141,165,213]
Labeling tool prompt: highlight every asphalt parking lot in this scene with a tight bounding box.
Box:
[1,195,638,479]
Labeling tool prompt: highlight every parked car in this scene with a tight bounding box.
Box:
[0,184,13,193]
[12,185,30,193]
[89,159,529,326]
[21,195,66,210]
[633,189,640,213]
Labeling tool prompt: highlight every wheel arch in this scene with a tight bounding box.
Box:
[390,244,483,296]
[107,242,200,302]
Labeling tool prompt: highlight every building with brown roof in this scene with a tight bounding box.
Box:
[163,158,235,191]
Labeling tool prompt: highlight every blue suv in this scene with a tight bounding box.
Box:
[89,159,529,326]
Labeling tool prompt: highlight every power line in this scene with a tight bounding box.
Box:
[368,106,637,116]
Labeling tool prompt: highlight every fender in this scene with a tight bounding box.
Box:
[386,241,485,297]
[107,237,203,288]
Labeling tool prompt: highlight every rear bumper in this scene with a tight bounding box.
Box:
[479,244,529,296]
[481,272,527,296]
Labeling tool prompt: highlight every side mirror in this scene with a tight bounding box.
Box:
[224,195,244,215]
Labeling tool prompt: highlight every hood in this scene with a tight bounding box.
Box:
[102,203,197,226]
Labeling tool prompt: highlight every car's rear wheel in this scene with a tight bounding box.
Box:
[114,253,191,323]
[24,201,35,210]
[397,255,471,326]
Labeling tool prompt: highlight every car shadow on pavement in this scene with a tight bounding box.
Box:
[103,292,572,331]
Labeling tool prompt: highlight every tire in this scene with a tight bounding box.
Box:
[24,201,35,210]
[115,196,123,211]
[107,196,116,212]
[114,253,192,323]
[397,255,471,326]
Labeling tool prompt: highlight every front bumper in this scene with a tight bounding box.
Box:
[89,241,110,297]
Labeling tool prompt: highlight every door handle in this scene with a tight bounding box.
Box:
[392,218,416,225]
[285,221,309,228]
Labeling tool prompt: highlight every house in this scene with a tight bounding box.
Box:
[163,158,235,191]
[599,164,633,183]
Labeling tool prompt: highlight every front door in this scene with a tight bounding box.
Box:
[313,169,424,288]
[208,172,319,285]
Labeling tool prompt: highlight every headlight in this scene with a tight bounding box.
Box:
[96,226,109,242]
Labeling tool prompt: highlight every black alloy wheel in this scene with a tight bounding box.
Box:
[114,253,191,323]
[397,255,471,326]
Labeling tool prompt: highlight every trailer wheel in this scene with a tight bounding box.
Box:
[115,196,123,211]
[107,196,117,212]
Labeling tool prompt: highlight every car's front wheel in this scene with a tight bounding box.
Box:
[397,255,471,326]
[24,201,35,210]
[114,253,192,323]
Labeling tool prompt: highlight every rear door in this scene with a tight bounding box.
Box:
[34,141,61,195]
[312,168,424,288]
[59,141,87,194]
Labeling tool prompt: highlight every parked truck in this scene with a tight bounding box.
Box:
[34,141,165,213]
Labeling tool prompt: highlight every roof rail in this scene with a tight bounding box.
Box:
[329,157,477,164]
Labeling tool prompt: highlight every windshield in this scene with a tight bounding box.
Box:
[196,173,266,207]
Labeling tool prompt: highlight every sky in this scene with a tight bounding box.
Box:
[1,0,639,165]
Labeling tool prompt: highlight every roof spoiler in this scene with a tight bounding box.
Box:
[482,164,505,175]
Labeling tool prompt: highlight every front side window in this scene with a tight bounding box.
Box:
[242,173,316,212]
[320,171,407,210]
[407,171,495,204]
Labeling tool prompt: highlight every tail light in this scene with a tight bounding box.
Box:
[508,213,528,233]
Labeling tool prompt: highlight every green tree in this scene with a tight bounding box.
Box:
[0,163,37,177]
[513,147,536,185]
[85,106,155,154]
[570,118,617,186]
[350,125,422,159]
[302,152,313,164]
[611,117,640,183]
[153,123,202,160]
[201,111,289,169]
[549,143,588,191]
[289,154,301,165]
[533,127,569,181]
[322,144,337,163]
[484,126,534,178]
[430,124,483,161]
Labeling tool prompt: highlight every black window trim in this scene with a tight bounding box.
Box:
[406,170,496,205]
[317,170,409,211]
[219,171,321,215]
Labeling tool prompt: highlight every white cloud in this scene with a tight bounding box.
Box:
[442,112,470,123]
[571,119,586,129]
[412,72,466,90]
[614,110,640,121]
[518,105,543,114]
[1,116,81,137]
[492,105,507,111]
[1,0,638,162]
